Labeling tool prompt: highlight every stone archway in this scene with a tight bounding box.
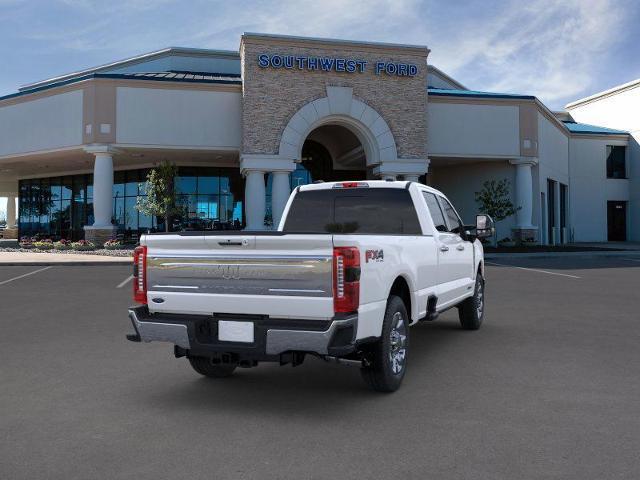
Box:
[278,86,398,168]
[240,86,429,229]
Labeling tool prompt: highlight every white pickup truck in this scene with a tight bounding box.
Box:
[127,180,494,392]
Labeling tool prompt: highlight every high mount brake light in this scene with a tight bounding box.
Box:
[332,182,369,189]
[333,246,360,313]
[133,246,147,304]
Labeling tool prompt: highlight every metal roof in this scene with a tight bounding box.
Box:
[562,121,628,135]
[0,71,241,103]
[428,87,535,100]
[19,47,240,92]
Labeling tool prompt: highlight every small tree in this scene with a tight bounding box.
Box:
[474,179,519,244]
[136,161,181,232]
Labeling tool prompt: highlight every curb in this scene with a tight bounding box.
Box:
[0,260,132,266]
[485,251,640,260]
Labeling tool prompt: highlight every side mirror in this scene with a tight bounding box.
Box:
[475,214,495,239]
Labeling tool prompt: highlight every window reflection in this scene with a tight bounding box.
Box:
[18,167,245,241]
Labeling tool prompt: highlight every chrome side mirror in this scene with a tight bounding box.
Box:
[475,214,495,239]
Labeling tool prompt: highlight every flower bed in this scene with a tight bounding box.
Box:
[33,240,54,250]
[54,239,73,250]
[71,240,96,251]
[103,239,123,250]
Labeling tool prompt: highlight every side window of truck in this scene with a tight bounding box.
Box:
[438,196,464,235]
[422,192,448,232]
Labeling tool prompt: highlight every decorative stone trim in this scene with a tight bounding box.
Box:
[240,154,295,175]
[373,158,430,178]
[278,85,398,167]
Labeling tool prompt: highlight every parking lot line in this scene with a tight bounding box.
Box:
[485,261,581,279]
[116,275,134,289]
[0,266,52,286]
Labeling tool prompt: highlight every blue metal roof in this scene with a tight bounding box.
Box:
[427,87,535,100]
[562,121,628,135]
[0,71,242,102]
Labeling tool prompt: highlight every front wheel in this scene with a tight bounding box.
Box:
[458,274,485,330]
[188,356,237,378]
[360,295,409,392]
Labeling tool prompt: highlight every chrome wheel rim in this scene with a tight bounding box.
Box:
[389,311,407,375]
[476,280,484,318]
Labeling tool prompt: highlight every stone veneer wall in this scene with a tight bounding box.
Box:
[240,37,429,160]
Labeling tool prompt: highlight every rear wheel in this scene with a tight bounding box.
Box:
[360,295,409,392]
[458,274,485,330]
[188,356,237,378]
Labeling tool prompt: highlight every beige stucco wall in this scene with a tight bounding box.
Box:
[240,35,428,160]
[0,90,83,157]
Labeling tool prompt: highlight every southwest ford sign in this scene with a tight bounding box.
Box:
[257,54,418,77]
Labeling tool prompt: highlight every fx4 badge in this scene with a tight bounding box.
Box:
[365,249,384,263]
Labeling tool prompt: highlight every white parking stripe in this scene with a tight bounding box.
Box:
[485,261,581,279]
[116,275,134,289]
[0,266,52,286]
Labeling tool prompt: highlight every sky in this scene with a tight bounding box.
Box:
[1,0,639,214]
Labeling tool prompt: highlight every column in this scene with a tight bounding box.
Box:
[241,154,296,231]
[271,171,290,229]
[92,152,115,227]
[244,170,266,230]
[83,146,117,244]
[6,195,16,228]
[510,158,538,242]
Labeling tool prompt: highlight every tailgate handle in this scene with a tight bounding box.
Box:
[218,241,243,246]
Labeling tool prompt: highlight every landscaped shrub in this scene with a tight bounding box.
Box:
[54,239,73,250]
[33,239,54,250]
[19,236,34,249]
[71,240,96,251]
[103,239,123,250]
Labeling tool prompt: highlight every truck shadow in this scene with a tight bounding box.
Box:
[143,317,474,416]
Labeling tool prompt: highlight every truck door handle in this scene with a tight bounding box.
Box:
[440,245,449,252]
[218,241,243,246]
[456,245,465,251]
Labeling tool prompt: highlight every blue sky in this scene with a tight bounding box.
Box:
[1,0,639,215]
[1,0,639,107]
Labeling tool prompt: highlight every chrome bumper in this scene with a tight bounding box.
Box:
[127,307,357,357]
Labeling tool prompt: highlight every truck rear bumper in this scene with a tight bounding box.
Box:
[127,306,359,360]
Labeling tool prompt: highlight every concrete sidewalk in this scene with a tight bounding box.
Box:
[0,251,131,266]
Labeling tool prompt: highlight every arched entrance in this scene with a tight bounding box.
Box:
[243,86,428,229]
[298,124,368,183]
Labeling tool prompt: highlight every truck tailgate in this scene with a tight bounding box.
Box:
[144,233,334,319]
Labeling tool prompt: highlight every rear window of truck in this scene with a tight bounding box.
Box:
[283,188,422,234]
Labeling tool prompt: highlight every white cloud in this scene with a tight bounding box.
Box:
[2,0,635,109]
[426,0,628,107]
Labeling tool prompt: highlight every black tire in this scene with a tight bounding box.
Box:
[360,295,409,393]
[458,274,485,330]
[188,356,237,378]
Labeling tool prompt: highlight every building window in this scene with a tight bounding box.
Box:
[606,145,626,179]
[18,167,245,241]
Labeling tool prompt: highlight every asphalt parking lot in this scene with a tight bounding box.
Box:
[1,256,639,479]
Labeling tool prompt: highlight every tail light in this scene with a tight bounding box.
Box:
[333,247,360,313]
[133,246,147,304]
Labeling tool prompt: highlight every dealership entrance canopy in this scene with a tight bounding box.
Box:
[0,33,637,243]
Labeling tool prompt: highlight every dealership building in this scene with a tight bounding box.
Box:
[0,33,637,244]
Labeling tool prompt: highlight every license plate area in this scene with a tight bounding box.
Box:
[218,320,254,343]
